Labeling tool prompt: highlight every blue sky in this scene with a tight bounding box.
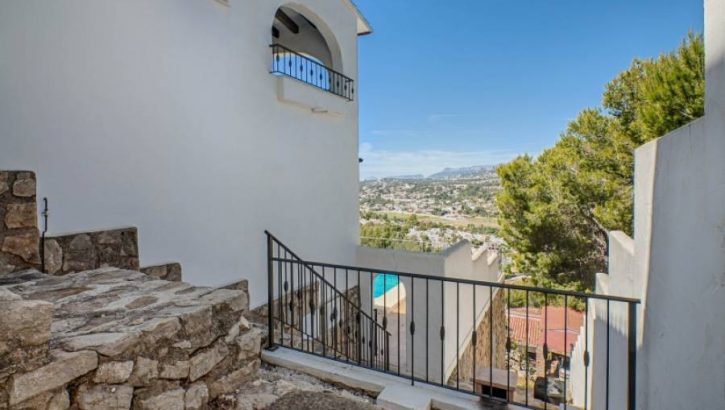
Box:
[355,0,703,179]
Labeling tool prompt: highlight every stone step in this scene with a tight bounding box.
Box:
[0,267,261,409]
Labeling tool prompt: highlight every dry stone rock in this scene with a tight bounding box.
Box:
[0,172,8,195]
[10,389,54,409]
[62,234,96,272]
[9,350,98,405]
[0,287,21,301]
[12,176,36,197]
[235,328,262,361]
[139,317,180,345]
[47,389,70,410]
[159,360,189,379]
[129,356,159,387]
[93,360,134,384]
[184,382,209,410]
[201,288,247,313]
[0,257,16,274]
[234,393,278,410]
[165,263,182,282]
[172,340,192,350]
[189,340,229,382]
[180,306,214,349]
[0,299,53,350]
[76,384,133,410]
[125,295,157,309]
[43,239,63,274]
[208,359,259,399]
[140,263,182,282]
[96,230,121,245]
[136,388,185,410]
[4,203,37,229]
[2,231,39,263]
[224,315,252,343]
[45,227,139,275]
[59,332,139,357]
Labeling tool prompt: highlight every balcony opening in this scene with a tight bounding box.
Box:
[270,5,354,101]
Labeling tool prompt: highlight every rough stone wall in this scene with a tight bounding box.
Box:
[0,171,40,274]
[249,282,366,363]
[447,289,507,387]
[43,227,140,275]
[333,286,364,362]
[0,268,261,410]
[250,282,320,351]
[140,263,182,282]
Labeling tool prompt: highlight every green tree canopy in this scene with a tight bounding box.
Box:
[497,33,704,291]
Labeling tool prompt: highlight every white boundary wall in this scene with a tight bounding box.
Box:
[571,1,725,407]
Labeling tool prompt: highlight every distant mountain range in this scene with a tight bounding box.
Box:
[367,165,498,182]
[427,165,497,180]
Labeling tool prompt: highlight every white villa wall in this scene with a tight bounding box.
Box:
[357,242,502,383]
[0,0,368,307]
[571,1,725,408]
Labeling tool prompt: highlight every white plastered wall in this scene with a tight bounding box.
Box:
[0,0,365,307]
[571,1,725,408]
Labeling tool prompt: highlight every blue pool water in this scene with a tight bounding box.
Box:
[373,273,399,298]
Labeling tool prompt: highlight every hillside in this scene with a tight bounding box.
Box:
[360,165,503,252]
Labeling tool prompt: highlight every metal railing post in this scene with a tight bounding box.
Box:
[627,302,637,410]
[40,198,48,273]
[266,232,274,349]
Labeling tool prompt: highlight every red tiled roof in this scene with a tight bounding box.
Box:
[509,310,543,349]
[507,307,583,356]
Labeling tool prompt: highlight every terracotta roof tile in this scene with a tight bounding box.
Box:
[507,307,583,355]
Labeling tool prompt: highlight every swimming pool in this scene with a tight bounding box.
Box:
[373,273,399,298]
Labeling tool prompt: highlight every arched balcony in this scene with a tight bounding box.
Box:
[270,5,354,101]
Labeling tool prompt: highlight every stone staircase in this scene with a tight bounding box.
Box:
[0,170,263,409]
[0,267,262,409]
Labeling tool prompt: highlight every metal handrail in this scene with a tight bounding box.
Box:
[269,43,355,101]
[267,231,396,324]
[271,257,641,304]
[265,231,639,409]
[267,231,391,370]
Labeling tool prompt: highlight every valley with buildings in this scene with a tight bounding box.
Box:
[359,165,504,253]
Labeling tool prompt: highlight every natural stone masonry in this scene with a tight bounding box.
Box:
[447,289,507,388]
[44,227,139,275]
[0,171,40,274]
[0,267,260,409]
[0,169,175,283]
[140,262,182,282]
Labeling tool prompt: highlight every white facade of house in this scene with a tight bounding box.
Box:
[571,1,725,408]
[0,0,371,307]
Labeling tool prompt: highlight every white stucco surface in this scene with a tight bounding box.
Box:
[571,2,725,407]
[0,0,367,307]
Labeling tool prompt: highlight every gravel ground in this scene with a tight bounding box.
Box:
[212,363,381,410]
[267,391,379,410]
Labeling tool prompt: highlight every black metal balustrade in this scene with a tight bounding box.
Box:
[267,232,390,371]
[266,231,640,410]
[270,43,355,101]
